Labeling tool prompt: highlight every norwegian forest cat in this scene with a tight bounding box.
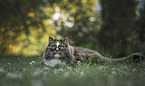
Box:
[42,36,145,67]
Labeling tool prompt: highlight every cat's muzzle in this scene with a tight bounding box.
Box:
[54,54,61,58]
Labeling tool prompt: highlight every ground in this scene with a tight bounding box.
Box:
[0,56,145,86]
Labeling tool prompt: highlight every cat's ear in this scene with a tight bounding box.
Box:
[49,36,54,44]
[63,37,69,44]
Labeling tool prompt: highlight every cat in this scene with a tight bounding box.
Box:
[41,36,73,67]
[42,36,145,66]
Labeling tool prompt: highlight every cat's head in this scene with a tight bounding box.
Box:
[46,36,70,61]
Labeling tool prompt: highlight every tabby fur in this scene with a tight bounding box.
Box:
[42,36,145,65]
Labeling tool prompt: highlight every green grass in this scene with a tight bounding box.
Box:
[0,56,145,86]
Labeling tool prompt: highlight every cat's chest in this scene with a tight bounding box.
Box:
[43,58,66,67]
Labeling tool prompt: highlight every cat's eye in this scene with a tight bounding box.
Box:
[52,45,55,48]
[60,46,64,50]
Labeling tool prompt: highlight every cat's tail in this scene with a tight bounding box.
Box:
[74,47,145,63]
[92,51,145,63]
[106,53,145,63]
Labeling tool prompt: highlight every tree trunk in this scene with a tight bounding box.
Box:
[98,0,139,56]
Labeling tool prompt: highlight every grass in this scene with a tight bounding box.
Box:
[0,56,145,86]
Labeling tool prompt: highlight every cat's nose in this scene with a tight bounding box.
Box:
[56,47,59,51]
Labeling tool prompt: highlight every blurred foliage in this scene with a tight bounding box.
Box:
[0,0,145,56]
[52,0,101,49]
[52,0,145,57]
[0,0,99,56]
[53,0,145,57]
[0,0,57,55]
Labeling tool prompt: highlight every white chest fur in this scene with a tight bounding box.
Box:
[43,59,66,67]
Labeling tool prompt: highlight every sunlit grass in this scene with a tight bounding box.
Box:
[0,56,145,86]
